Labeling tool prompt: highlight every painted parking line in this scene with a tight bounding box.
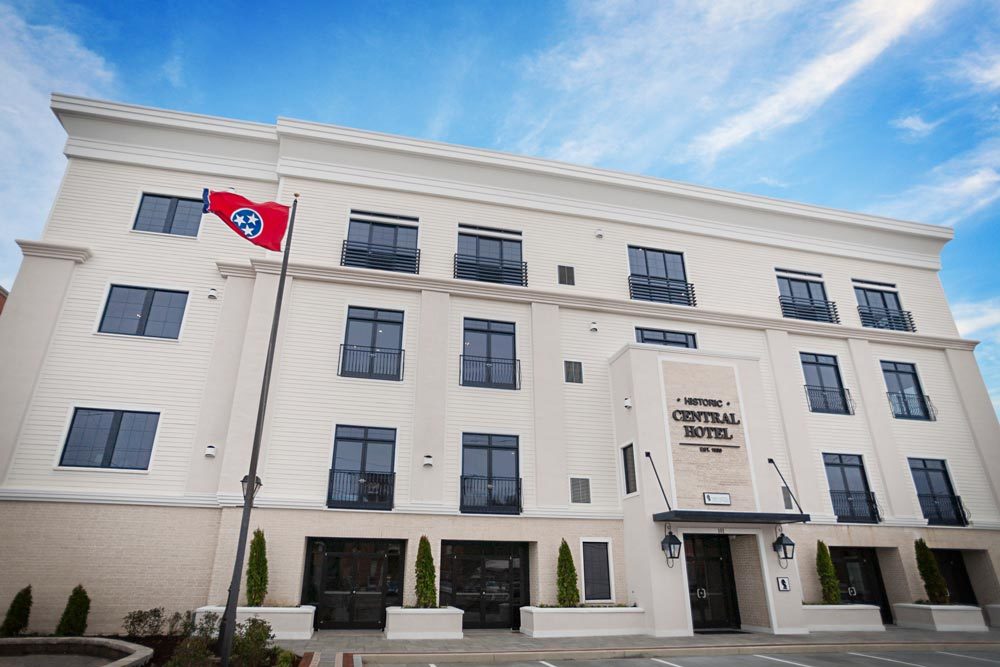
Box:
[538,661,560,667]
[847,653,927,667]
[753,655,817,667]
[650,659,688,667]
[937,654,1000,665]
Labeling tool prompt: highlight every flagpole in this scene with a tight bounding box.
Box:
[219,193,299,667]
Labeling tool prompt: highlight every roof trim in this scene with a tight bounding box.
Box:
[652,510,811,524]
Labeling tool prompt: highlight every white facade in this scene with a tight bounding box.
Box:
[0,95,998,636]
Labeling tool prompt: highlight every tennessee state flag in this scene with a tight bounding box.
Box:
[202,189,290,252]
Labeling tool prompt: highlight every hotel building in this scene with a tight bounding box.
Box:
[0,95,998,637]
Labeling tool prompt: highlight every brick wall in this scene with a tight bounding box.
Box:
[730,535,771,629]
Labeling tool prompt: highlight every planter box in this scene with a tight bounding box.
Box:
[893,603,988,632]
[520,606,646,638]
[803,604,885,632]
[383,606,463,640]
[195,605,315,640]
[985,604,1000,628]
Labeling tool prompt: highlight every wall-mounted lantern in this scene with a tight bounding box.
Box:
[661,530,682,566]
[772,532,796,562]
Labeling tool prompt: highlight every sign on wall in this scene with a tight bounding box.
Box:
[703,492,732,506]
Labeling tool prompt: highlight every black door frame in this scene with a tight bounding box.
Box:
[829,546,892,624]
[441,540,529,629]
[684,534,741,631]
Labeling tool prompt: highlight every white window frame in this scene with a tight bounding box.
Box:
[579,537,615,603]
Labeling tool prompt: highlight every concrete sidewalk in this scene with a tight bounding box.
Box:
[278,628,1000,665]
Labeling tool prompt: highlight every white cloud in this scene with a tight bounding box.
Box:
[162,52,183,88]
[955,49,1000,93]
[0,4,115,288]
[952,298,1000,415]
[754,176,790,188]
[891,113,942,139]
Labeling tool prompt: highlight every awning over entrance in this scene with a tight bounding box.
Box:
[652,510,810,524]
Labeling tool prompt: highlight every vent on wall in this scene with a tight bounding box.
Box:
[570,477,592,504]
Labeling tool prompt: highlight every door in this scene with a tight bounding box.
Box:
[303,538,404,629]
[441,541,528,629]
[685,535,740,631]
[932,550,977,605]
[829,547,892,624]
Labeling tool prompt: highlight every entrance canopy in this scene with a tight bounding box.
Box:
[652,510,810,524]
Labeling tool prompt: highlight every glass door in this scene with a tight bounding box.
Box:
[303,539,405,629]
[685,535,740,631]
[441,541,528,629]
[829,547,892,623]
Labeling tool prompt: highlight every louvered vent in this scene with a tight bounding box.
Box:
[570,477,591,504]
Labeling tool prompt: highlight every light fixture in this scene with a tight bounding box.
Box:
[208,288,218,300]
[423,455,434,467]
[623,397,633,410]
[661,530,682,566]
[590,321,598,332]
[772,532,795,562]
[204,444,217,458]
[241,475,263,501]
[595,229,604,239]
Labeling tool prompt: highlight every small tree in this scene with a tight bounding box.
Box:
[246,528,269,607]
[415,535,437,608]
[556,539,580,607]
[56,585,90,636]
[0,585,32,637]
[915,538,949,604]
[815,540,841,604]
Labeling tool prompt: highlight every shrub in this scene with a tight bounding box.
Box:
[915,538,949,604]
[165,636,213,667]
[556,539,580,608]
[415,535,437,608]
[166,610,195,637]
[55,585,90,636]
[0,585,32,637]
[232,617,274,667]
[122,607,165,637]
[276,649,297,667]
[246,528,269,607]
[815,540,841,604]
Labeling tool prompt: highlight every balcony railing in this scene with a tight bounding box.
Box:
[830,490,881,523]
[339,344,404,381]
[453,254,528,286]
[887,392,935,421]
[805,385,854,415]
[460,355,520,389]
[858,305,916,332]
[341,239,420,274]
[460,475,522,514]
[918,493,969,526]
[779,295,840,323]
[327,469,395,510]
[628,275,697,306]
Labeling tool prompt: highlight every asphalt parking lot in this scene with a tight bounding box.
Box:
[398,651,1000,667]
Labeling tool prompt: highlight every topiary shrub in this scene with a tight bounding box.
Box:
[915,538,949,604]
[276,649,297,667]
[246,528,269,607]
[815,540,841,604]
[55,585,90,636]
[415,535,437,608]
[556,539,580,608]
[0,585,32,637]
[232,617,274,667]
[122,607,165,637]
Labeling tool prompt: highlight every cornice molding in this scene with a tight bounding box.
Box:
[222,259,978,352]
[17,239,91,263]
[0,488,217,508]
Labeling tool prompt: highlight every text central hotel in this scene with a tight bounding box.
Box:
[0,95,998,637]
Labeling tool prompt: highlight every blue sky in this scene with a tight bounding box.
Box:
[1,0,998,411]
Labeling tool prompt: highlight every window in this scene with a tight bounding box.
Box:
[99,286,188,339]
[856,287,914,331]
[328,425,396,510]
[823,453,879,523]
[461,433,521,514]
[622,444,637,494]
[777,276,839,323]
[801,353,852,414]
[582,541,613,601]
[570,477,592,504]
[782,486,794,510]
[564,360,583,383]
[627,246,695,306]
[461,318,519,389]
[882,361,932,420]
[455,233,527,286]
[558,265,575,285]
[635,327,697,348]
[909,458,966,526]
[340,307,404,380]
[342,211,420,273]
[60,408,159,470]
[133,194,202,237]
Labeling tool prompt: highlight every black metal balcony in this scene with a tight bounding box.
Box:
[918,493,969,526]
[830,490,881,523]
[858,305,916,332]
[453,254,528,286]
[327,469,395,510]
[339,344,404,381]
[460,355,520,389]
[779,295,839,323]
[460,475,522,515]
[341,239,420,274]
[887,392,935,421]
[805,385,854,415]
[628,275,697,306]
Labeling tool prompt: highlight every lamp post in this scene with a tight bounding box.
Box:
[241,475,262,501]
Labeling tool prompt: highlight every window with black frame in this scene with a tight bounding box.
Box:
[627,246,695,306]
[777,276,839,323]
[342,214,420,273]
[582,541,612,601]
[908,458,966,526]
[99,286,188,339]
[635,327,697,348]
[622,444,637,495]
[461,433,520,514]
[461,318,519,389]
[856,287,914,331]
[340,307,404,380]
[823,453,879,523]
[328,425,396,510]
[801,353,853,414]
[455,233,527,286]
[133,194,203,237]
[60,408,160,470]
[882,361,932,420]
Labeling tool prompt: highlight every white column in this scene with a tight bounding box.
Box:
[530,302,568,508]
[408,289,450,504]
